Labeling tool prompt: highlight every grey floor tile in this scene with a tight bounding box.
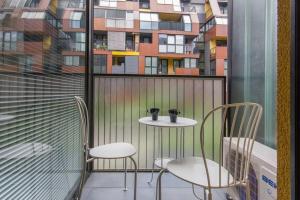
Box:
[82,172,227,200]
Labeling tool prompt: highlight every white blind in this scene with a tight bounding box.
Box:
[0,2,86,200]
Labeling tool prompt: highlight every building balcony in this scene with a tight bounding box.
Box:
[158,21,185,31]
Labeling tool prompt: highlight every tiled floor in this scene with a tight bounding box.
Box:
[81,172,228,200]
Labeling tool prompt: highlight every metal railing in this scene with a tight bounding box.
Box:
[93,74,226,170]
[158,21,185,31]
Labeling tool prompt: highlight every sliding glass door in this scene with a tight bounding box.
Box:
[0,0,86,199]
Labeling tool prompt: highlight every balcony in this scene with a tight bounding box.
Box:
[158,21,185,31]
[0,0,282,199]
[94,40,108,50]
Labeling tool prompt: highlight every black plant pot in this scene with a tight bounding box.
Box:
[168,109,180,123]
[148,108,160,121]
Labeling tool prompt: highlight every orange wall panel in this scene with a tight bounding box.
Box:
[216,58,224,76]
[107,54,112,73]
[216,46,227,59]
[175,68,199,76]
[117,1,139,10]
[139,56,145,74]
[94,18,106,30]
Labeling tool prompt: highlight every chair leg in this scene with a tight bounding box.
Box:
[77,156,87,200]
[203,188,212,200]
[155,169,166,200]
[207,190,212,200]
[147,161,155,184]
[123,158,128,191]
[246,181,251,200]
[129,156,137,200]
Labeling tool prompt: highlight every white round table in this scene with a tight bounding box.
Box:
[139,116,197,183]
[138,116,197,128]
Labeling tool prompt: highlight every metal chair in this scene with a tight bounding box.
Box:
[156,102,263,200]
[74,96,137,200]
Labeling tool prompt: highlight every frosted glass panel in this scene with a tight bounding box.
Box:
[93,76,225,170]
[229,0,277,148]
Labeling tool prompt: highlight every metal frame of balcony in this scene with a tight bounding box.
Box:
[91,74,226,171]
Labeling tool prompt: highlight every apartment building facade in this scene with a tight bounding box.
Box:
[0,0,62,73]
[92,0,205,75]
[201,0,228,76]
[0,0,207,76]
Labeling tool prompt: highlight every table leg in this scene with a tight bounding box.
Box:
[160,127,163,168]
[179,127,184,158]
[123,158,128,191]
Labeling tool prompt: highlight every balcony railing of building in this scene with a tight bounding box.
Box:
[158,44,198,54]
[158,21,185,31]
[92,74,225,170]
[140,21,191,32]
[94,40,108,50]
[94,40,135,51]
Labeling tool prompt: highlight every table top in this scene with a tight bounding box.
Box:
[0,115,15,122]
[139,116,197,128]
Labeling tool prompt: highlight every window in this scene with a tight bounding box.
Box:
[145,57,158,74]
[94,8,106,18]
[3,0,33,8]
[173,59,184,72]
[0,1,87,200]
[73,32,85,51]
[45,12,58,27]
[140,12,158,30]
[139,0,150,9]
[106,10,133,28]
[182,15,192,31]
[94,55,107,73]
[24,33,43,42]
[113,56,125,66]
[184,58,197,68]
[216,40,227,46]
[126,34,134,50]
[140,33,152,43]
[218,2,228,15]
[67,0,85,8]
[159,34,184,54]
[0,31,18,51]
[65,32,86,52]
[22,56,33,72]
[21,11,45,19]
[70,11,85,28]
[175,35,184,53]
[99,0,117,7]
[157,0,175,4]
[174,59,183,68]
[64,56,84,66]
[94,33,107,49]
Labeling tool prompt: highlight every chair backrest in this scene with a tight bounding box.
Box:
[200,102,263,188]
[74,96,89,148]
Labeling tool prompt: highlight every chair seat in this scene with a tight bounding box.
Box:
[167,157,234,188]
[89,143,136,159]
